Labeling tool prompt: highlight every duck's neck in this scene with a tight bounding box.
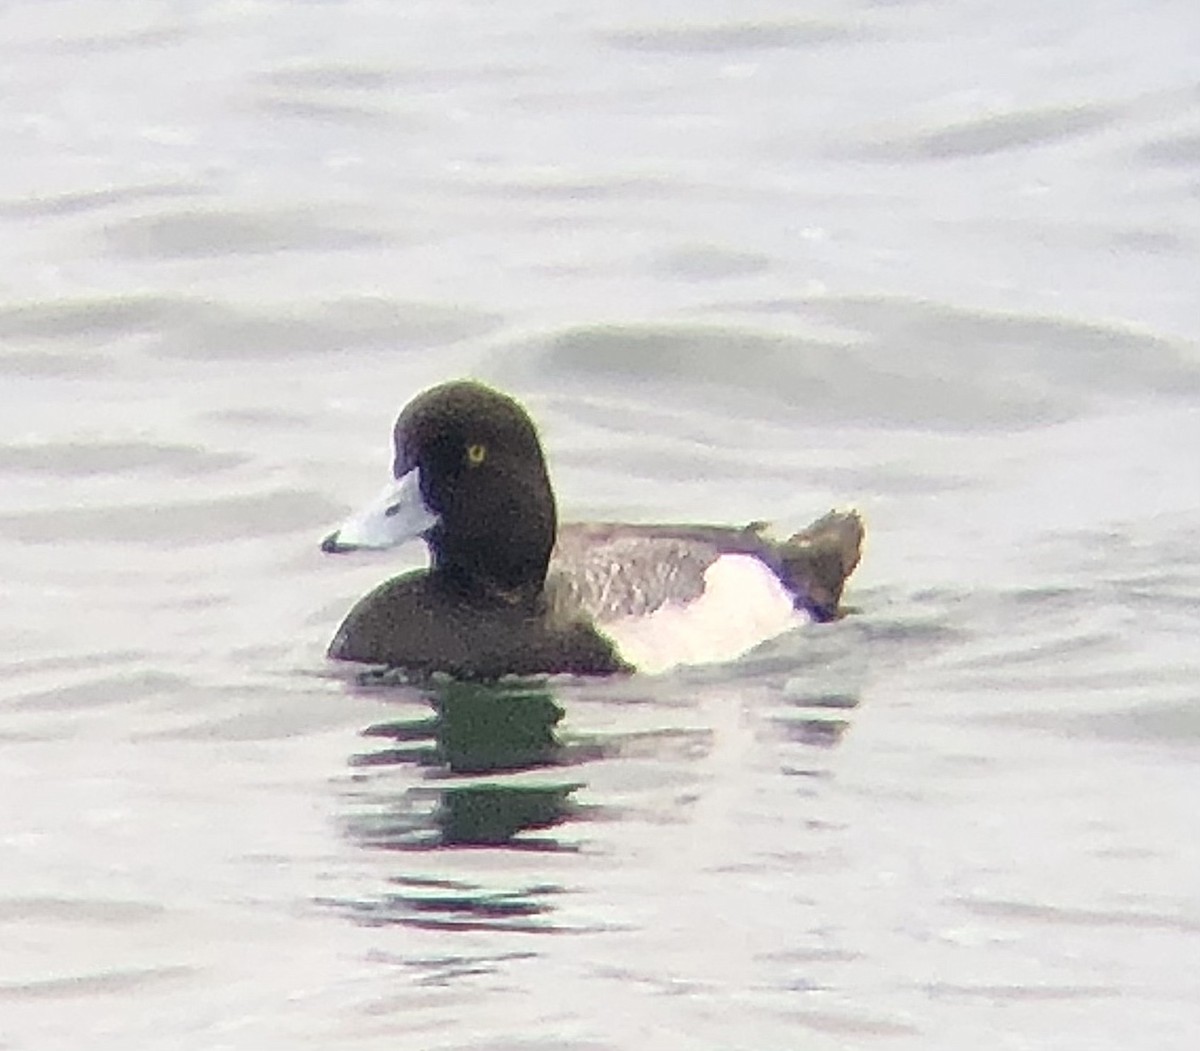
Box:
[428,474,557,609]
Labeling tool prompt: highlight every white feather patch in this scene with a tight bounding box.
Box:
[600,554,804,675]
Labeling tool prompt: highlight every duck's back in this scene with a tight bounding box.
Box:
[548,512,862,622]
[543,512,863,673]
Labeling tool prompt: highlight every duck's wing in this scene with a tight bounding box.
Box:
[548,511,865,625]
[547,525,724,623]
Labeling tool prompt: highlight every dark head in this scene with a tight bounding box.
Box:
[322,380,558,604]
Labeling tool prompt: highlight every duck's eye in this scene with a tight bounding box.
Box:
[466,443,487,467]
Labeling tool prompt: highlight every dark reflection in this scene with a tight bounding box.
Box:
[331,676,596,933]
[332,668,862,933]
[771,691,859,750]
[438,782,577,847]
[336,874,564,935]
[342,778,581,854]
[355,678,567,775]
[345,678,582,852]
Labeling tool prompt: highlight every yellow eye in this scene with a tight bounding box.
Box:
[466,443,487,466]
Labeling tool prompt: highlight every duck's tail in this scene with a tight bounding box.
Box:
[777,509,865,622]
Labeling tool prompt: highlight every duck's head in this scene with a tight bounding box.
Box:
[322,380,557,602]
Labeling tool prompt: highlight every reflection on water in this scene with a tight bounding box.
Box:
[338,873,566,934]
[345,679,579,851]
[332,678,586,931]
[332,667,863,932]
[772,695,856,750]
[356,679,567,775]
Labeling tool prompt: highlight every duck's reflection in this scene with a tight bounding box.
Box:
[333,663,862,935]
[345,677,582,851]
[336,872,562,935]
[771,691,858,751]
[360,679,566,774]
[331,676,598,934]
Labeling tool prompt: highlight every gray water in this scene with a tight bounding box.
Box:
[2,1,1199,1048]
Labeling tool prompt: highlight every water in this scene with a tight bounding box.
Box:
[1,1,1199,1047]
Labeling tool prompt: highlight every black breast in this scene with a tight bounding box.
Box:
[328,571,631,679]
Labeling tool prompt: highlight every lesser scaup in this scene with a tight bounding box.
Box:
[322,380,864,678]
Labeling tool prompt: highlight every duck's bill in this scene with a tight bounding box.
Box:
[321,467,439,553]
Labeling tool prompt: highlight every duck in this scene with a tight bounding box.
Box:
[321,379,864,679]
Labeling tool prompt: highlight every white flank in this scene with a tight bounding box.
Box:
[601,554,804,675]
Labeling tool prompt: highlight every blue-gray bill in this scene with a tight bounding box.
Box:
[320,467,438,553]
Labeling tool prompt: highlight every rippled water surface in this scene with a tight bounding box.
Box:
[2,2,1199,1048]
